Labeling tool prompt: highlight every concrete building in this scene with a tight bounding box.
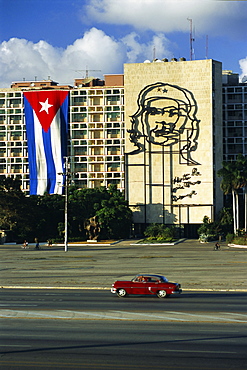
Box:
[124,59,223,237]
[222,70,247,161]
[0,75,125,192]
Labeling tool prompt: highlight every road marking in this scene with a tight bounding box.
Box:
[223,312,247,317]
[1,309,247,322]
[166,311,247,322]
[0,345,32,347]
[0,304,38,307]
[112,310,186,321]
[62,310,129,320]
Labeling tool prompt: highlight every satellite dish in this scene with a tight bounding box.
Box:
[242,75,247,83]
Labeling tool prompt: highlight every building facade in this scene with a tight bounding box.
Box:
[0,59,226,237]
[124,59,223,236]
[222,70,247,161]
[0,75,125,192]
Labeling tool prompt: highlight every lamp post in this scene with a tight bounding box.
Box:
[64,156,69,252]
[59,157,76,252]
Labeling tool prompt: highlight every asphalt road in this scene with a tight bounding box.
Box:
[1,318,247,370]
[1,239,247,370]
[1,289,247,322]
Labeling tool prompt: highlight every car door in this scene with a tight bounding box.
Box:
[131,277,148,295]
[145,277,160,295]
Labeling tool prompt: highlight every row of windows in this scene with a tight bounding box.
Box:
[223,87,247,93]
[224,144,247,154]
[72,89,124,96]
[223,111,247,120]
[74,155,123,161]
[0,92,22,98]
[71,106,123,112]
[223,104,247,109]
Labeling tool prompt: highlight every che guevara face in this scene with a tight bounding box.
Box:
[128,82,199,164]
[141,97,185,145]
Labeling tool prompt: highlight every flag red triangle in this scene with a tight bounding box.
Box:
[24,91,68,132]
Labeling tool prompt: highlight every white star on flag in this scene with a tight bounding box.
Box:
[39,98,53,114]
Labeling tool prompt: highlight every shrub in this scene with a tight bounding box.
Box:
[226,233,234,244]
[144,224,177,241]
[232,236,247,245]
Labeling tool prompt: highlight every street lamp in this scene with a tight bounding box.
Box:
[64,156,69,252]
[60,157,77,252]
[59,157,69,252]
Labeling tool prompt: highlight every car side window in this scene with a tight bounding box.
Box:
[149,278,159,283]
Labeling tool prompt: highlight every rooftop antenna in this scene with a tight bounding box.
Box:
[75,67,101,78]
[187,18,195,61]
[205,35,208,59]
[153,46,156,60]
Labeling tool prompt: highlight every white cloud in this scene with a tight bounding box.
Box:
[61,28,125,77]
[0,38,63,86]
[84,0,245,37]
[121,32,173,62]
[0,28,174,87]
[239,57,247,82]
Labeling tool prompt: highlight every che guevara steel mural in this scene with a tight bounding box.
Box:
[127,82,201,203]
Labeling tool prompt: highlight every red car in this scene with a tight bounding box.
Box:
[111,273,182,298]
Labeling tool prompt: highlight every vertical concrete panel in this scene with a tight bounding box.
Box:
[124,59,223,226]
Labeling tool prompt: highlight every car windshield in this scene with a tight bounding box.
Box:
[159,276,168,282]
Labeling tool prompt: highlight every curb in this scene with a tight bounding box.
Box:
[1,286,247,292]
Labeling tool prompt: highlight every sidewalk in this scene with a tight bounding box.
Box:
[1,239,247,291]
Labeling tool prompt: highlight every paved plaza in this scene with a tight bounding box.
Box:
[1,239,247,291]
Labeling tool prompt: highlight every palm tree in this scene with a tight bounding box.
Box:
[217,154,247,234]
[217,160,238,234]
[234,154,247,231]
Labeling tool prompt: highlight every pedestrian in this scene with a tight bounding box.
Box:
[34,238,40,250]
[47,239,52,247]
[22,240,28,249]
[214,242,220,251]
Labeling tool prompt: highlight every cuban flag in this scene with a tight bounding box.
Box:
[24,90,69,195]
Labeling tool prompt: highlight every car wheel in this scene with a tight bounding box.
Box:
[117,288,127,297]
[157,290,167,298]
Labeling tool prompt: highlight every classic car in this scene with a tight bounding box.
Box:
[111,273,182,298]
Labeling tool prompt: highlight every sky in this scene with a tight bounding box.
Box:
[0,0,247,87]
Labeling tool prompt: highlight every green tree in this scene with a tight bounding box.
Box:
[29,193,64,240]
[217,207,233,235]
[65,185,132,240]
[95,185,132,239]
[0,177,33,240]
[0,179,132,242]
[217,154,247,234]
[197,215,219,241]
[68,186,109,238]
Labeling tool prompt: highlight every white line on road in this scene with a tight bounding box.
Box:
[1,309,247,322]
[0,345,32,347]
[166,311,247,323]
[0,304,38,307]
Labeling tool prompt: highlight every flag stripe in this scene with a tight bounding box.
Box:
[24,96,38,194]
[24,91,69,195]
[42,118,56,194]
[33,111,47,195]
[50,111,63,194]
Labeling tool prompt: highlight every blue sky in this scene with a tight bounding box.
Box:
[0,0,247,87]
